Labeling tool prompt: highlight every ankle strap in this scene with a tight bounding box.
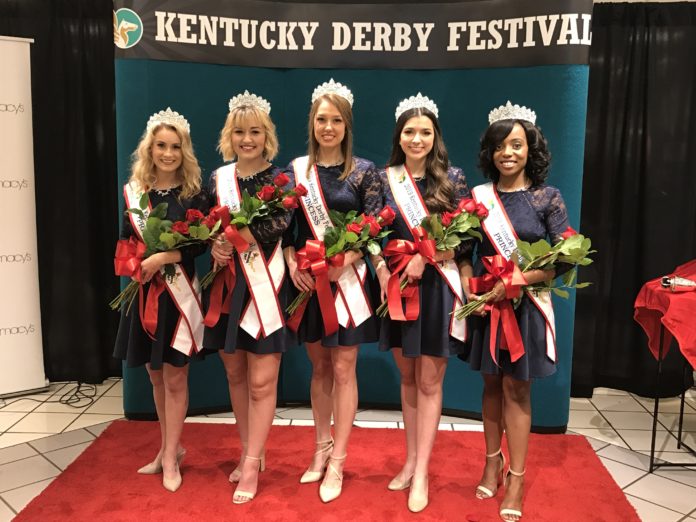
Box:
[508,468,525,477]
[485,448,502,458]
[246,455,262,461]
[329,454,347,461]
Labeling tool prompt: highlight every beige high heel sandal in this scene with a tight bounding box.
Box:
[232,456,263,505]
[299,438,334,484]
[499,468,526,521]
[319,454,347,503]
[475,448,506,499]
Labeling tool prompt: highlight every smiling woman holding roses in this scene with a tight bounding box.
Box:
[283,79,382,503]
[459,103,572,522]
[371,94,472,513]
[201,91,297,505]
[113,108,209,493]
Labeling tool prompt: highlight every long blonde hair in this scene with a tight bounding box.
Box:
[218,105,279,162]
[129,122,202,199]
[307,93,354,180]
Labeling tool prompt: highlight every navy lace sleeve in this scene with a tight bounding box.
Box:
[528,184,572,277]
[355,159,384,216]
[448,166,474,263]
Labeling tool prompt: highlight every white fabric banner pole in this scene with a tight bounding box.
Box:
[0,35,48,397]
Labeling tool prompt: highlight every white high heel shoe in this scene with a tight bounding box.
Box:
[299,438,334,484]
[319,454,347,503]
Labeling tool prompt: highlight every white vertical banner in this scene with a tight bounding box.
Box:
[0,36,48,396]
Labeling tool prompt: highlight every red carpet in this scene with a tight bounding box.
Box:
[15,421,639,521]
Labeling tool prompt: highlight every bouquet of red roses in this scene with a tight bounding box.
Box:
[453,226,594,319]
[110,194,220,313]
[285,206,396,330]
[199,173,307,289]
[376,198,488,318]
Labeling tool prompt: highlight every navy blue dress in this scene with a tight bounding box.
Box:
[379,166,471,358]
[285,157,382,347]
[463,184,570,380]
[113,186,210,369]
[202,165,297,354]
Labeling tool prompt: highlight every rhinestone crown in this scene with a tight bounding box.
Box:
[229,90,271,114]
[146,107,190,133]
[311,78,354,107]
[488,101,536,125]
[395,92,439,121]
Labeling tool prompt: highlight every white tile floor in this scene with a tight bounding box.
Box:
[0,380,695,521]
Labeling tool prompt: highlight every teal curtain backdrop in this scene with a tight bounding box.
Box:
[116,60,588,430]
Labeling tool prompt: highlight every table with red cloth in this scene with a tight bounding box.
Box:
[634,259,696,366]
[634,258,696,472]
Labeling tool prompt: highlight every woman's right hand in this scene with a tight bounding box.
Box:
[401,253,426,284]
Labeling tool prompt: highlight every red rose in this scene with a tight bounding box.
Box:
[459,198,477,214]
[346,222,363,235]
[202,215,217,228]
[282,196,299,209]
[185,209,204,223]
[561,226,578,240]
[256,185,276,202]
[273,173,290,187]
[377,206,396,226]
[294,184,308,197]
[171,221,189,235]
[361,215,381,236]
[475,202,489,219]
[441,211,454,227]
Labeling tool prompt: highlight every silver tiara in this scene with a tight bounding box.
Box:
[146,107,190,133]
[228,90,271,114]
[311,78,354,107]
[488,101,536,125]
[395,92,439,121]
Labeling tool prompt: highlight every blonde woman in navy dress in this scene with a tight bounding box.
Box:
[203,92,295,504]
[283,79,381,503]
[461,103,571,522]
[371,94,470,512]
[114,108,208,492]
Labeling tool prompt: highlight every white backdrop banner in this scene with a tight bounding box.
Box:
[0,36,47,396]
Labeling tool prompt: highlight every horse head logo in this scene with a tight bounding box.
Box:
[113,9,143,49]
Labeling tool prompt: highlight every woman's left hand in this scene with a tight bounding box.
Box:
[328,250,363,282]
[434,249,455,262]
[485,280,508,303]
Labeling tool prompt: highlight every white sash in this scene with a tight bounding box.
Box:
[472,182,556,361]
[293,156,372,328]
[215,164,285,338]
[124,182,205,355]
[386,165,467,342]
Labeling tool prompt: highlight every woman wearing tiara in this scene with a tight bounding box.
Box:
[371,94,470,513]
[203,91,295,504]
[114,108,208,492]
[283,79,381,503]
[461,102,571,521]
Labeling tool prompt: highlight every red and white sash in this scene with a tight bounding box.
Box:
[293,156,372,328]
[124,182,205,355]
[215,164,285,338]
[386,165,467,342]
[472,182,556,361]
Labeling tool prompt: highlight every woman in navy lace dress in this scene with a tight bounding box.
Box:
[283,80,381,503]
[371,95,471,513]
[202,92,295,504]
[114,108,208,493]
[461,103,571,522]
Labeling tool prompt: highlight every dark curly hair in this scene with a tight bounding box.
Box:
[388,107,454,213]
[478,119,551,186]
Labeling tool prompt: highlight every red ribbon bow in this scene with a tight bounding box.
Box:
[114,238,146,281]
[470,255,528,364]
[382,226,436,321]
[288,240,340,335]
